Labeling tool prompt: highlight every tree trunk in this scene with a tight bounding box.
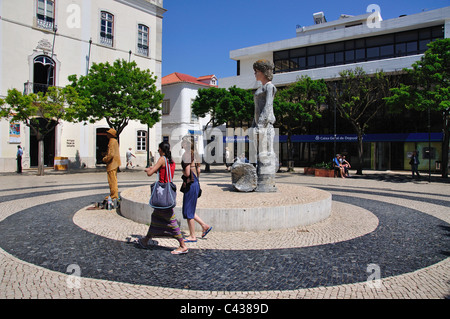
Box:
[37,139,45,176]
[356,133,364,175]
[287,130,294,172]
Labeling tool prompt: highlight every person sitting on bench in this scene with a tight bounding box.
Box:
[333,154,345,178]
[341,155,351,177]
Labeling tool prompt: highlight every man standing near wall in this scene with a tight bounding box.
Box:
[103,128,121,202]
[409,150,421,179]
[16,145,23,174]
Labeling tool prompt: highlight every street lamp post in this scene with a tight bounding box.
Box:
[333,82,337,158]
[146,124,150,168]
[428,106,431,183]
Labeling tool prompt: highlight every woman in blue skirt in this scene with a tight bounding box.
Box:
[181,136,212,242]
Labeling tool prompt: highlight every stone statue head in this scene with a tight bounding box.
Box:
[253,59,274,81]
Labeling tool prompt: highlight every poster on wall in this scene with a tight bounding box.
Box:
[9,122,21,143]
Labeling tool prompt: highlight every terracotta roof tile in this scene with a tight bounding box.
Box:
[162,72,216,87]
[196,75,215,81]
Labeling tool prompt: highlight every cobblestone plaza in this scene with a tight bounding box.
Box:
[0,168,449,300]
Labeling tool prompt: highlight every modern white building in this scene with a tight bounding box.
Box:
[219,6,449,171]
[161,72,216,162]
[0,0,166,172]
[220,6,449,90]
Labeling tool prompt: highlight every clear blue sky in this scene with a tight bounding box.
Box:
[161,0,449,80]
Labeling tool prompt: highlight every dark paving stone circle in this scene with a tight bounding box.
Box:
[0,185,449,292]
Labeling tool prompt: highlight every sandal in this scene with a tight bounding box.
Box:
[171,248,188,255]
[202,226,212,238]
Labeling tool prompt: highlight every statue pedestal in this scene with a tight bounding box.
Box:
[120,183,332,232]
[256,152,278,192]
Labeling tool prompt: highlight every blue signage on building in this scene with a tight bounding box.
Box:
[221,133,443,144]
[278,133,443,143]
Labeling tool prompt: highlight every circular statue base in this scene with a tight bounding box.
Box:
[120,183,331,232]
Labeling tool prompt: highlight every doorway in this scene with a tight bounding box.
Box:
[96,128,109,164]
[29,119,56,167]
[375,142,390,170]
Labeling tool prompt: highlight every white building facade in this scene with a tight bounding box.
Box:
[220,7,450,89]
[0,0,166,172]
[161,72,216,163]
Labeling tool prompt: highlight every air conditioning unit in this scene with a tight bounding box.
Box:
[313,12,327,24]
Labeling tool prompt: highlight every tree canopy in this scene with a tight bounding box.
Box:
[191,86,253,128]
[0,86,84,175]
[68,59,164,137]
[329,67,394,174]
[385,38,450,177]
[274,76,327,170]
[274,76,326,133]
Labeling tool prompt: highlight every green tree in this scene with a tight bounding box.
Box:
[385,39,450,178]
[191,87,227,127]
[328,68,393,175]
[192,86,253,128]
[218,86,254,125]
[68,59,163,138]
[191,86,253,170]
[0,86,84,175]
[274,76,327,171]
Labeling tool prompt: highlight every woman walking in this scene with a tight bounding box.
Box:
[181,136,212,242]
[137,141,188,255]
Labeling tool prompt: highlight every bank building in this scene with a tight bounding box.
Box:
[219,6,449,172]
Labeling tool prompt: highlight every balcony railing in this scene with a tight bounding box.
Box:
[137,45,149,57]
[36,17,54,31]
[24,81,53,95]
[100,33,114,47]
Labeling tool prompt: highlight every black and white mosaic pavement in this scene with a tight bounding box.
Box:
[0,173,449,292]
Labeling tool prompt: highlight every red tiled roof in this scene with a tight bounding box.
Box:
[196,75,215,81]
[162,72,216,87]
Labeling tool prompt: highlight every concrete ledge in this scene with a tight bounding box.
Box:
[120,183,332,232]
